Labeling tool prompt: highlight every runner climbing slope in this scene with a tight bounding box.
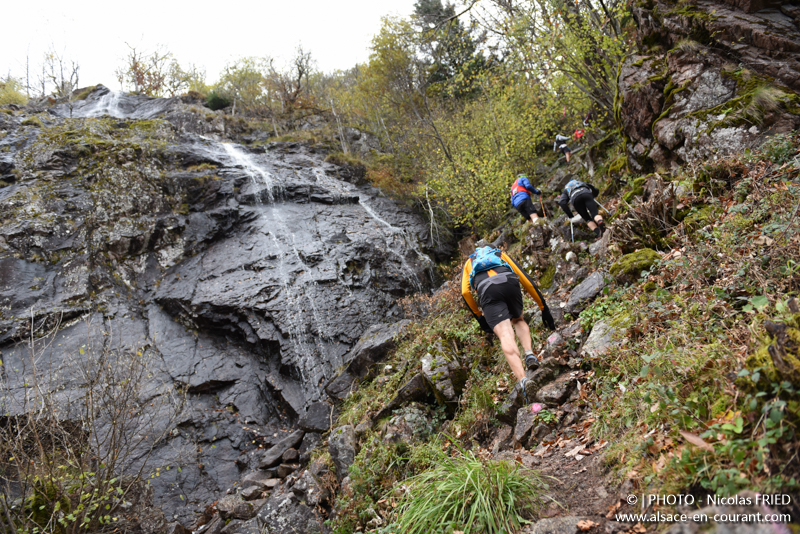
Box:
[461,246,556,404]
[558,179,606,238]
[511,174,546,224]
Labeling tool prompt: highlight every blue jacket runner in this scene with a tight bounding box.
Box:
[510,176,540,208]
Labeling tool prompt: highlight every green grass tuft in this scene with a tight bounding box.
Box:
[389,450,549,534]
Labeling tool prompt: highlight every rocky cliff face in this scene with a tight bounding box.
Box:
[622,0,800,170]
[0,86,435,523]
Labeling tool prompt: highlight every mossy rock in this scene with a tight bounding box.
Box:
[539,263,556,290]
[21,115,44,128]
[609,248,661,284]
[683,205,719,234]
[743,313,800,389]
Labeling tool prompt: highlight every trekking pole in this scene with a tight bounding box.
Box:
[570,219,574,243]
[595,200,615,218]
[539,194,547,218]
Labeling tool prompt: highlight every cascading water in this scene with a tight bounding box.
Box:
[206,142,434,405]
[311,167,433,292]
[79,90,124,118]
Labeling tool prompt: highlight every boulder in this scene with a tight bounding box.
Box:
[256,492,324,534]
[291,469,330,507]
[326,321,411,401]
[329,425,357,482]
[258,430,305,469]
[240,485,266,501]
[581,321,618,360]
[374,373,432,420]
[277,463,299,478]
[514,405,539,445]
[298,402,334,433]
[565,271,608,315]
[609,248,660,284]
[215,495,256,521]
[344,321,411,379]
[421,351,467,413]
[535,373,578,405]
[281,448,299,463]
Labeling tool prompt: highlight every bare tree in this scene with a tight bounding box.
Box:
[115,43,173,96]
[0,314,186,533]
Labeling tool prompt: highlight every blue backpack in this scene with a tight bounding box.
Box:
[469,247,510,289]
[565,179,589,201]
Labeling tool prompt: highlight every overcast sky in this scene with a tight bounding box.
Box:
[2,0,418,92]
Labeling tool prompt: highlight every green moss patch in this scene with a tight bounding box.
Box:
[609,248,661,283]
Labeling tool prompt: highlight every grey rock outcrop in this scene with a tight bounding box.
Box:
[0,93,436,525]
[326,320,411,401]
[298,402,334,433]
[421,351,467,413]
[258,430,305,469]
[565,271,608,314]
[328,425,357,482]
[581,321,619,359]
[623,0,800,170]
[256,491,324,534]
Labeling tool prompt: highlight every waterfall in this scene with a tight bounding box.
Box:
[73,90,124,118]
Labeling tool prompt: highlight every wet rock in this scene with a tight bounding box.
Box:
[535,373,578,404]
[346,320,411,377]
[1,89,437,524]
[565,271,608,314]
[326,320,411,401]
[258,430,305,469]
[421,352,467,413]
[581,321,618,360]
[298,402,334,433]
[329,425,357,482]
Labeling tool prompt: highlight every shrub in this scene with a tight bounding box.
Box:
[0,78,27,106]
[0,319,185,533]
[206,90,231,111]
[388,450,548,534]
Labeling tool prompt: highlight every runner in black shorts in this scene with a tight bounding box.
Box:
[558,179,605,238]
[461,248,556,404]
